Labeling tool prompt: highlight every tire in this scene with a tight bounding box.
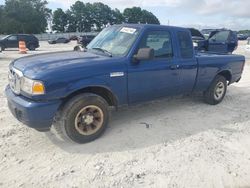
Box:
[28,44,36,51]
[54,93,109,143]
[73,46,81,51]
[0,45,5,52]
[204,75,227,105]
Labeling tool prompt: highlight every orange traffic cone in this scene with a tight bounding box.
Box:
[19,41,27,54]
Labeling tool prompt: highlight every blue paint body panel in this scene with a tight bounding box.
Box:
[5,85,61,131]
[5,24,245,130]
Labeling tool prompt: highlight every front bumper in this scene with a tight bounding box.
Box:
[5,85,61,131]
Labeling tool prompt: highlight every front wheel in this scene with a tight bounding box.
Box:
[73,45,82,51]
[54,93,109,143]
[28,44,36,51]
[204,75,227,105]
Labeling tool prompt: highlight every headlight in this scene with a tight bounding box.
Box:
[21,77,45,95]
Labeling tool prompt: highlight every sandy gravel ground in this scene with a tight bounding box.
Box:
[0,41,250,188]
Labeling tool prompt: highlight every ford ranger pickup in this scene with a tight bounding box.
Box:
[5,24,245,143]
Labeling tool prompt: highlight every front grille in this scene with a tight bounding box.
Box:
[8,67,23,95]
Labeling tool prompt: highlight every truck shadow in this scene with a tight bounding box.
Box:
[45,85,250,154]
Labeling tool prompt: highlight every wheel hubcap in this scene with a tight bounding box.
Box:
[74,105,104,136]
[214,82,225,100]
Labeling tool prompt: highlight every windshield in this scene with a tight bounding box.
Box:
[87,26,140,57]
[1,35,10,40]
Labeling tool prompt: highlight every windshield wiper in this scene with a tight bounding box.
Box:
[91,47,112,57]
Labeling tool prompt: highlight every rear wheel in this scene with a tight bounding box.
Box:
[54,93,109,143]
[204,75,227,105]
[0,45,5,52]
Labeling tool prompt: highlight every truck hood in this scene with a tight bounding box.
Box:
[12,51,113,79]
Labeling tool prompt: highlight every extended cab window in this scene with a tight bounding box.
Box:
[139,30,173,58]
[177,31,193,59]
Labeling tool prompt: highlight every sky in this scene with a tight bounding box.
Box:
[1,0,250,30]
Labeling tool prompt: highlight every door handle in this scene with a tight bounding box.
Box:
[170,65,180,70]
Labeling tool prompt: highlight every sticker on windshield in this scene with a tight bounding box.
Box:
[120,27,137,34]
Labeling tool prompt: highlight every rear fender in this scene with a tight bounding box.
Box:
[216,68,232,83]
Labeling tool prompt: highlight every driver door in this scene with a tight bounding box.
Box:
[127,30,180,104]
[57,38,64,43]
[208,31,230,53]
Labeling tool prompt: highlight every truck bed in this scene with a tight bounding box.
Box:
[195,52,245,91]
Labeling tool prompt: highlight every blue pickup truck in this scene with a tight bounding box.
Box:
[6,24,245,143]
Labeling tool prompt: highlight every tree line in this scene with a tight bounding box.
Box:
[0,0,51,34]
[0,0,160,34]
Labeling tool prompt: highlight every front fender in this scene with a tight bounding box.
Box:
[30,70,128,105]
[64,77,112,97]
[29,75,112,101]
[61,74,128,106]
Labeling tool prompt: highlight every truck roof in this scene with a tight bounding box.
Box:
[115,24,188,31]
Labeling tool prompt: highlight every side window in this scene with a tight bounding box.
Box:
[209,31,230,42]
[139,30,173,58]
[7,35,17,41]
[177,31,193,59]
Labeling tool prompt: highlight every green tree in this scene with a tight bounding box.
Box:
[52,8,68,32]
[66,1,126,32]
[65,10,77,32]
[2,0,51,34]
[141,10,160,24]
[111,9,124,24]
[123,7,160,24]
[123,7,142,24]
[83,3,95,32]
[67,1,89,32]
[51,2,160,33]
[91,2,113,30]
[0,5,4,33]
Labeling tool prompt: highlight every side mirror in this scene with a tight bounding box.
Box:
[133,48,154,62]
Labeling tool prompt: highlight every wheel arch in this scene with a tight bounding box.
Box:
[27,43,36,50]
[60,86,118,110]
[217,70,232,84]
